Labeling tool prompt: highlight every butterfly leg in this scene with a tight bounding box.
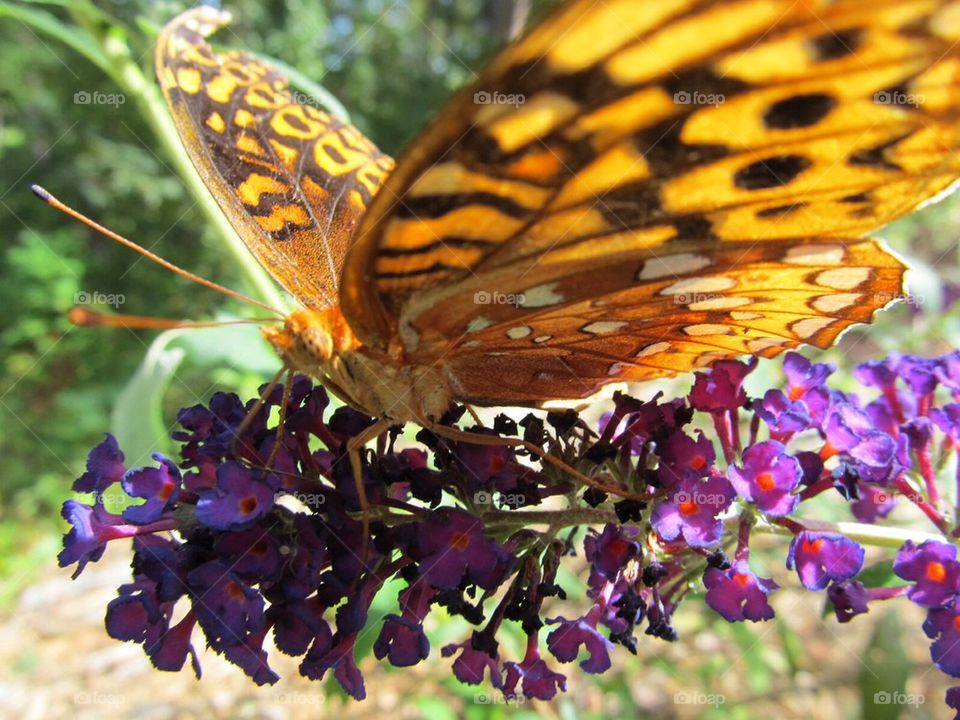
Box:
[346,418,392,562]
[230,364,288,462]
[420,419,646,501]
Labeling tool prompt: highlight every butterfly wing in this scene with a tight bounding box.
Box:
[340,0,960,403]
[156,8,394,309]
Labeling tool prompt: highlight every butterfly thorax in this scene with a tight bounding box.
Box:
[263,307,452,423]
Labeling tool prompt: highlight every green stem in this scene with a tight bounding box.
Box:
[482,508,619,528]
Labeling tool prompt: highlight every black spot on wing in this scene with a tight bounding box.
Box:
[763,94,836,130]
[734,155,811,190]
[809,29,863,61]
[756,202,807,218]
[396,192,533,219]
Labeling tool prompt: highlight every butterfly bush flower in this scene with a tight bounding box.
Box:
[56,349,960,714]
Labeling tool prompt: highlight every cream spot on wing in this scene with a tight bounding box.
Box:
[206,112,226,133]
[608,362,628,376]
[582,320,627,334]
[461,340,482,349]
[730,311,764,321]
[748,337,788,352]
[815,267,871,290]
[534,335,552,343]
[695,351,728,367]
[638,252,711,280]
[689,296,751,311]
[812,293,861,313]
[684,323,734,336]
[521,282,565,308]
[507,326,532,340]
[783,244,845,265]
[792,317,834,338]
[661,276,736,297]
[466,317,494,333]
[636,341,671,357]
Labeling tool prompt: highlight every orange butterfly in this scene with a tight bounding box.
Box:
[148,1,958,440]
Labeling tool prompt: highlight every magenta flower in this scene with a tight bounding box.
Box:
[651,473,735,548]
[924,602,960,676]
[895,540,960,608]
[704,560,778,622]
[787,531,864,590]
[727,440,801,517]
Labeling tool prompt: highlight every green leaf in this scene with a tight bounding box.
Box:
[728,622,772,694]
[858,610,911,720]
[111,331,185,466]
[859,561,910,590]
[170,321,281,375]
[0,4,110,73]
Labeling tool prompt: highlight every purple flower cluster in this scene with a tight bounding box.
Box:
[58,351,960,712]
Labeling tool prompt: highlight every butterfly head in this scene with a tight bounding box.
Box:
[263,307,359,375]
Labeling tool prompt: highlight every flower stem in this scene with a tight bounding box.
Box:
[754,516,947,549]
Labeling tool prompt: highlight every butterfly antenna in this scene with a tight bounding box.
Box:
[32,184,283,317]
[68,307,276,330]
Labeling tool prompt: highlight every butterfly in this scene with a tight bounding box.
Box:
[154,1,960,430]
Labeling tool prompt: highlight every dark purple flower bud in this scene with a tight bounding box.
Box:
[651,473,735,548]
[643,561,669,587]
[195,461,275,530]
[302,631,366,699]
[727,440,801,517]
[894,540,960,608]
[74,433,126,493]
[187,562,265,645]
[787,531,865,591]
[703,560,777,622]
[924,602,960,676]
[546,615,614,673]
[947,686,960,719]
[121,454,182,524]
[441,634,503,688]
[689,357,757,413]
[502,640,566,701]
[827,581,870,623]
[374,614,429,667]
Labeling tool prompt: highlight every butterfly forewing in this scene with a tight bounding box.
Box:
[156,9,394,310]
[334,0,960,403]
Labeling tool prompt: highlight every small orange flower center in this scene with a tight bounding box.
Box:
[952,615,960,632]
[239,496,258,514]
[802,538,824,554]
[489,454,505,473]
[733,572,751,587]
[927,561,948,583]
[690,455,706,471]
[450,531,471,552]
[787,385,804,401]
[820,440,839,461]
[756,472,776,492]
[678,500,699,516]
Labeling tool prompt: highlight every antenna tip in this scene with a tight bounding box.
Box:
[67,306,99,326]
[31,184,53,203]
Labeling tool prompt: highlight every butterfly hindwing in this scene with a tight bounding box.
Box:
[156,8,394,309]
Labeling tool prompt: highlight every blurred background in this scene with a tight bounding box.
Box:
[2,1,960,718]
